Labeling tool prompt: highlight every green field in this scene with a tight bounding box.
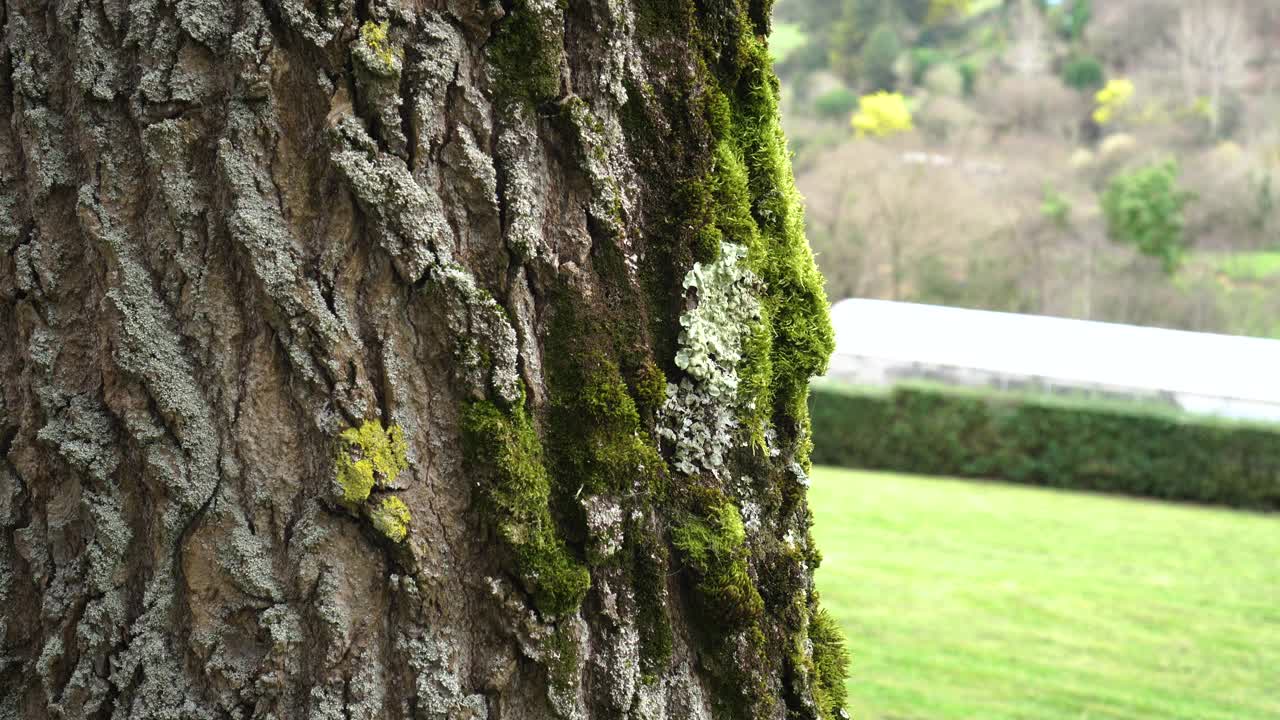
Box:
[810,467,1280,720]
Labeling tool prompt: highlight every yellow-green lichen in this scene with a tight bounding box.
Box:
[355,20,401,76]
[335,420,408,505]
[370,495,411,543]
[461,397,590,619]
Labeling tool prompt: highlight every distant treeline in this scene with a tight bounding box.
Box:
[809,382,1280,510]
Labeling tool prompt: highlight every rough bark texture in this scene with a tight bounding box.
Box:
[0,1,846,719]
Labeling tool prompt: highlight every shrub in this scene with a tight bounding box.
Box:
[861,25,901,91]
[983,74,1078,136]
[916,95,979,142]
[814,87,860,119]
[910,47,947,85]
[851,91,914,138]
[923,62,964,97]
[1101,160,1194,274]
[809,383,1280,510]
[1093,78,1134,125]
[957,59,978,96]
[1062,55,1104,91]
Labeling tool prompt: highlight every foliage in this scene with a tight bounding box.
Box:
[1054,0,1092,40]
[770,22,809,63]
[956,59,977,96]
[1101,160,1194,274]
[910,47,947,85]
[809,383,1280,510]
[851,91,913,137]
[814,87,860,119]
[1040,185,1072,228]
[811,466,1280,719]
[1092,77,1134,125]
[860,24,901,91]
[1061,54,1104,90]
[926,0,971,25]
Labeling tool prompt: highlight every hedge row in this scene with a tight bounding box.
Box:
[808,382,1280,510]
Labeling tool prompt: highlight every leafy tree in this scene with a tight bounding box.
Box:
[1059,0,1092,40]
[829,0,886,85]
[861,24,902,91]
[1101,161,1195,273]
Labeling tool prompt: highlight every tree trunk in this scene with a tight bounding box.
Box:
[0,1,846,719]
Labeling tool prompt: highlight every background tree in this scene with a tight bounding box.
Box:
[861,24,903,91]
[0,1,846,719]
[1102,161,1195,274]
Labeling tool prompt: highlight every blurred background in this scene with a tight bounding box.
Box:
[774,0,1280,336]
[776,1,1280,717]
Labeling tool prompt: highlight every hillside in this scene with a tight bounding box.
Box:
[774,0,1280,337]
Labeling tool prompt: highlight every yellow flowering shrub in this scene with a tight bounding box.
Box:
[851,92,914,138]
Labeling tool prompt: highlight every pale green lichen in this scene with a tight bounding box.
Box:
[335,419,408,505]
[674,242,761,400]
[658,242,763,478]
[370,495,411,543]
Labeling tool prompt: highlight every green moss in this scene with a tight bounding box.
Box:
[809,605,851,719]
[461,398,590,619]
[370,495,411,543]
[672,500,764,626]
[728,36,834,424]
[630,522,674,675]
[632,360,668,417]
[488,0,565,108]
[537,287,679,673]
[335,420,408,505]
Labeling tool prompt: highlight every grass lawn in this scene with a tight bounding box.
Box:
[809,466,1280,720]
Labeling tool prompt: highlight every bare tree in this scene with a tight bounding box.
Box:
[0,2,847,719]
[1173,0,1253,137]
[1008,0,1050,77]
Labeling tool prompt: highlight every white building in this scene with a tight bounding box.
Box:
[825,299,1280,424]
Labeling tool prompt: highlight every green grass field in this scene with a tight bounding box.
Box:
[810,467,1280,720]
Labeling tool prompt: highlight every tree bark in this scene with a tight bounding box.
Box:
[0,1,845,719]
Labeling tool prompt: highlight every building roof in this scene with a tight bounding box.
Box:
[829,299,1280,404]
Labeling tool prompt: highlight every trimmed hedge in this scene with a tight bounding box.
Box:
[809,382,1280,510]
